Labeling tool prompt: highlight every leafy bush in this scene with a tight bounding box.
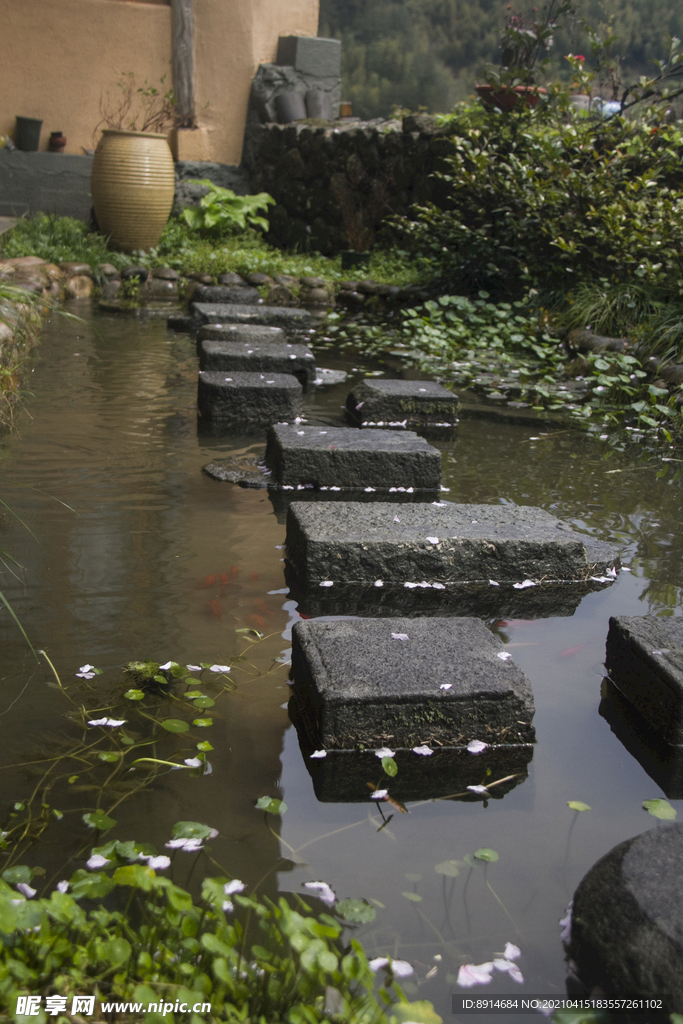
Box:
[181,180,275,237]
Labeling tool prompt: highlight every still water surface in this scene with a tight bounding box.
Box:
[0,305,681,1015]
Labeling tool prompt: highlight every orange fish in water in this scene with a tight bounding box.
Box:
[250,571,259,582]
[298,612,312,620]
[253,598,270,615]
[230,566,239,578]
[208,599,222,618]
[200,574,217,589]
[219,573,229,587]
[248,613,266,630]
[559,643,587,657]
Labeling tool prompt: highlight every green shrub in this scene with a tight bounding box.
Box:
[180,181,275,237]
[0,214,125,271]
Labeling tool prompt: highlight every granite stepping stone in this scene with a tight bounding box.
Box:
[605,615,683,745]
[195,323,286,355]
[285,501,619,587]
[192,302,313,332]
[346,378,460,436]
[199,339,316,388]
[291,616,536,749]
[192,284,261,304]
[569,822,683,1010]
[265,425,441,491]
[197,371,303,426]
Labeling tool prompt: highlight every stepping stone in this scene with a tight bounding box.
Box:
[196,323,286,355]
[605,615,683,745]
[286,501,619,587]
[265,425,441,491]
[192,302,313,332]
[569,822,683,1009]
[199,338,316,388]
[346,378,460,435]
[192,284,260,304]
[197,371,303,426]
[291,710,533,802]
[291,617,536,749]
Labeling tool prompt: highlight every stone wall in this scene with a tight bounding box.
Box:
[245,115,455,254]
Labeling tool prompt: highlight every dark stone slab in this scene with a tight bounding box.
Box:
[346,378,460,436]
[192,302,313,332]
[285,501,619,587]
[197,371,303,426]
[285,567,612,620]
[605,615,683,745]
[265,425,441,490]
[192,284,261,305]
[276,36,342,78]
[291,617,536,748]
[199,338,316,387]
[569,822,683,1010]
[290,701,533,802]
[201,455,270,488]
[267,486,441,525]
[195,323,285,355]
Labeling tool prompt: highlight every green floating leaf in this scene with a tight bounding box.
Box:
[434,859,461,877]
[160,718,190,733]
[193,718,213,728]
[192,696,215,709]
[83,810,117,830]
[196,741,213,752]
[256,796,287,815]
[172,820,215,840]
[112,864,155,891]
[335,898,377,923]
[98,752,120,763]
[2,865,32,885]
[473,848,499,863]
[401,891,422,902]
[382,756,398,777]
[184,690,205,699]
[124,688,145,701]
[643,798,677,820]
[567,801,591,812]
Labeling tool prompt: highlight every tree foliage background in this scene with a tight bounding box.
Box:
[318,0,683,118]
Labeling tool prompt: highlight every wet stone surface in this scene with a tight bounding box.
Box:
[197,371,303,426]
[199,339,316,388]
[346,378,460,436]
[291,616,536,749]
[285,501,619,586]
[192,303,313,331]
[201,455,270,487]
[605,615,683,745]
[195,323,286,355]
[191,284,261,305]
[265,425,441,490]
[569,822,683,1011]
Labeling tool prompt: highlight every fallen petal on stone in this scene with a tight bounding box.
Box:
[310,749,327,758]
[412,745,433,756]
[467,740,488,754]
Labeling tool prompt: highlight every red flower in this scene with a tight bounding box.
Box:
[575,54,585,61]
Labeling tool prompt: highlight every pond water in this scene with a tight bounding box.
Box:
[0,303,681,1017]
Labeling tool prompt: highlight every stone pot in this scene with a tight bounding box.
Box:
[91,130,175,253]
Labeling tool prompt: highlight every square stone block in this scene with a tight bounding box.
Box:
[192,284,261,305]
[196,323,286,355]
[199,339,316,388]
[192,302,312,332]
[276,36,342,78]
[606,616,683,745]
[285,501,619,586]
[347,378,460,435]
[291,617,536,748]
[265,424,441,490]
[197,371,303,426]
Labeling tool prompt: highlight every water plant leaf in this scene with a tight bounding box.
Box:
[335,898,377,923]
[98,752,120,762]
[196,741,213,752]
[124,688,145,700]
[2,865,32,884]
[392,1000,443,1024]
[401,891,422,902]
[113,864,155,891]
[567,801,591,812]
[434,859,461,877]
[160,718,190,733]
[83,810,117,830]
[193,718,213,727]
[382,756,398,777]
[184,690,205,699]
[643,798,677,820]
[192,696,215,709]
[172,821,216,840]
[256,796,287,815]
[69,869,116,900]
[473,848,499,862]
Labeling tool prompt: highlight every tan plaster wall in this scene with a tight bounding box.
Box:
[1,0,320,167]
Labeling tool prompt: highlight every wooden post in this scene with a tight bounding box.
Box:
[172,0,196,128]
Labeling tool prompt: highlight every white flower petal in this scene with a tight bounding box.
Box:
[165,837,204,851]
[457,962,494,987]
[467,785,489,795]
[184,757,203,767]
[489,579,500,587]
[209,664,230,673]
[467,740,488,754]
[310,749,327,759]
[391,959,414,977]
[559,902,572,942]
[375,747,396,758]
[440,682,453,690]
[15,883,36,898]
[497,651,512,661]
[86,854,110,869]
[139,855,171,870]
[513,579,536,589]
[374,580,384,587]
[158,661,174,671]
[371,789,388,800]
[79,664,95,673]
[426,536,439,545]
[56,880,69,893]
[412,745,433,756]
[319,580,334,587]
[304,880,336,906]
[391,633,409,640]
[493,959,524,983]
[222,900,234,912]
[369,957,389,972]
[186,664,202,672]
[432,582,446,589]
[224,879,245,895]
[504,942,521,961]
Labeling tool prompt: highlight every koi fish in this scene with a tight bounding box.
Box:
[208,599,222,618]
[559,643,587,657]
[219,573,230,587]
[230,566,239,578]
[199,574,217,589]
[248,613,267,630]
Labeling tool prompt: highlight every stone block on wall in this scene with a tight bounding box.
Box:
[276,36,341,78]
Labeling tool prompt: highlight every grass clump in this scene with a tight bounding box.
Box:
[0,214,127,271]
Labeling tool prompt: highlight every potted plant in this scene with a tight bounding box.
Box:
[476,0,575,110]
[91,74,176,254]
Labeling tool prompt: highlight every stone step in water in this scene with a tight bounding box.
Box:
[291,617,536,749]
[285,569,611,621]
[197,371,303,426]
[192,284,260,305]
[346,378,460,436]
[605,615,683,746]
[199,339,316,389]
[289,703,533,802]
[265,424,441,492]
[192,302,313,332]
[195,323,286,355]
[568,822,683,1009]
[286,501,619,588]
